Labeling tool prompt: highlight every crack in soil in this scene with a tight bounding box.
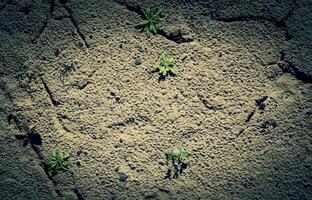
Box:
[245,110,255,123]
[32,19,49,43]
[114,0,193,44]
[277,51,312,83]
[197,94,222,111]
[108,115,151,128]
[7,115,62,197]
[211,0,298,40]
[49,0,55,13]
[31,0,53,43]
[225,95,268,144]
[245,96,268,123]
[108,117,136,128]
[30,145,63,197]
[40,76,61,107]
[158,29,193,44]
[114,0,143,15]
[73,188,85,200]
[62,4,90,48]
[33,1,89,48]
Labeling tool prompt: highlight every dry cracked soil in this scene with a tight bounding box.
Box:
[0,0,312,199]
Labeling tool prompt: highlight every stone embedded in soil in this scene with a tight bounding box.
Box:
[118,172,128,182]
[158,159,166,166]
[134,57,142,66]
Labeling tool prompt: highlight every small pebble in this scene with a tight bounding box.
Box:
[118,172,128,182]
[158,160,165,166]
[258,102,266,110]
[134,57,142,66]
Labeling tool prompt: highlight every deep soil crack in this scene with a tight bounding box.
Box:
[158,29,193,44]
[114,0,193,44]
[278,51,312,83]
[33,1,89,48]
[31,0,53,43]
[8,116,62,197]
[211,0,298,40]
[41,76,61,107]
[73,188,85,200]
[63,4,90,48]
[50,0,55,13]
[30,145,63,197]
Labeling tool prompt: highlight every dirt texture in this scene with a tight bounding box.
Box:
[0,0,312,199]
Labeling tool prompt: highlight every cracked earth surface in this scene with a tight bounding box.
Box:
[0,0,312,199]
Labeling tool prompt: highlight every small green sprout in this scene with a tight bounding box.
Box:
[155,54,177,77]
[45,151,70,175]
[165,149,189,179]
[135,7,161,36]
[166,150,189,162]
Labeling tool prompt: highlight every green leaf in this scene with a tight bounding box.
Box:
[170,67,177,75]
[52,151,57,158]
[150,23,157,34]
[154,9,162,17]
[62,152,70,160]
[62,160,70,167]
[61,162,69,171]
[142,8,149,18]
[45,159,54,167]
[179,150,189,160]
[136,20,149,27]
[136,7,161,37]
[50,162,57,168]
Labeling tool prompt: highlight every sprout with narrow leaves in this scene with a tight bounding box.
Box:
[135,7,161,36]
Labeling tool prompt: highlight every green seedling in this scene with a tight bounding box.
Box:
[155,54,177,77]
[15,122,42,146]
[135,7,161,36]
[166,150,189,163]
[45,151,70,175]
[165,149,189,179]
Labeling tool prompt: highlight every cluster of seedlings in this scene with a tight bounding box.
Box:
[14,6,178,81]
[135,7,178,79]
[13,119,190,179]
[11,4,190,184]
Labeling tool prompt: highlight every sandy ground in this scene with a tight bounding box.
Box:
[0,0,312,199]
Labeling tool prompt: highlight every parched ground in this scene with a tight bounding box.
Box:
[0,0,312,199]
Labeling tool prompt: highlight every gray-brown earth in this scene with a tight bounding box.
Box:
[0,0,312,199]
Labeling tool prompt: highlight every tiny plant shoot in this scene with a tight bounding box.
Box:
[45,151,70,175]
[155,54,177,77]
[166,149,189,163]
[165,149,189,179]
[135,7,162,37]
